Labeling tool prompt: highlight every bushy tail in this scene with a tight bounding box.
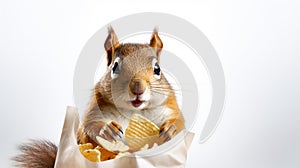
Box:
[13,140,57,168]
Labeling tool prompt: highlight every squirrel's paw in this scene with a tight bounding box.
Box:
[99,121,123,142]
[159,122,177,143]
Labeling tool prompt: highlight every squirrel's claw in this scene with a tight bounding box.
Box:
[99,121,123,142]
[159,123,177,143]
[110,121,123,135]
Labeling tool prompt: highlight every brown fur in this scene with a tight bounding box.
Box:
[78,27,185,145]
[12,140,57,168]
[13,27,184,167]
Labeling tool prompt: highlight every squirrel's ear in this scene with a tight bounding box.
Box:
[150,28,163,60]
[104,26,120,66]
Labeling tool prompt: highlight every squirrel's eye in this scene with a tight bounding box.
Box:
[111,57,121,79]
[112,62,119,74]
[153,62,161,79]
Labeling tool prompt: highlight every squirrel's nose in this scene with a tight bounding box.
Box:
[130,79,145,95]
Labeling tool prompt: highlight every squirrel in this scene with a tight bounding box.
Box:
[13,27,185,168]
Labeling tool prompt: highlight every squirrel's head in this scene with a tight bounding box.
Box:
[99,26,172,110]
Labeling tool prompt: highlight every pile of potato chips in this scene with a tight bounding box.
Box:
[78,114,160,162]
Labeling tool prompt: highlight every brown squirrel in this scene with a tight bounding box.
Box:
[13,27,185,168]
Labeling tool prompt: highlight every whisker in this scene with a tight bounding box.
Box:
[151,90,182,98]
[150,90,169,96]
[150,87,183,93]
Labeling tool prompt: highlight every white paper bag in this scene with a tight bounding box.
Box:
[54,106,194,168]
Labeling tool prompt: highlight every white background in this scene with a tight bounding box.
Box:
[1,0,300,167]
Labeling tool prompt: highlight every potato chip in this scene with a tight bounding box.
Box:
[80,148,101,162]
[78,143,93,153]
[125,114,160,151]
[95,145,118,161]
[78,114,161,162]
[96,136,129,152]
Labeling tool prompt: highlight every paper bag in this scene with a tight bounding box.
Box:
[54,106,194,168]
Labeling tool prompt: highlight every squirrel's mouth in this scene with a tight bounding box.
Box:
[131,98,144,108]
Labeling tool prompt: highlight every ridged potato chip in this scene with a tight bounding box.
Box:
[125,114,160,151]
